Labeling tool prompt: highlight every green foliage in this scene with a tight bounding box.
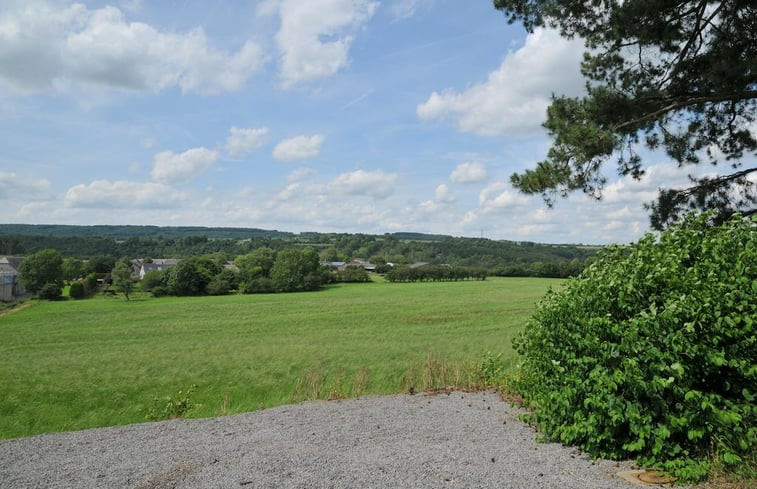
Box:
[215,268,240,291]
[61,258,83,283]
[167,257,219,296]
[18,249,63,293]
[85,256,115,275]
[496,0,757,227]
[68,281,85,299]
[334,265,370,283]
[83,272,98,296]
[479,351,508,385]
[38,282,62,300]
[235,247,276,280]
[140,270,165,292]
[146,385,198,421]
[270,248,322,292]
[385,265,487,282]
[110,261,134,300]
[206,276,231,296]
[511,214,756,481]
[240,276,274,294]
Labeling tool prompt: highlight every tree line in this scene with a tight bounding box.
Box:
[385,265,487,282]
[17,247,374,300]
[1,227,596,279]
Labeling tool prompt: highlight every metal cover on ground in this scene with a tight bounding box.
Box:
[616,470,677,486]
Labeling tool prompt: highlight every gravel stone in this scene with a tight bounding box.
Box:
[0,391,646,488]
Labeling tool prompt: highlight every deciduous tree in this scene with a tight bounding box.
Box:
[111,260,134,300]
[18,249,63,294]
[270,249,322,292]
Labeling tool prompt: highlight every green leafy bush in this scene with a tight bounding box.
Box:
[206,276,231,295]
[241,277,274,294]
[83,272,98,295]
[38,282,62,300]
[511,214,756,482]
[68,281,85,299]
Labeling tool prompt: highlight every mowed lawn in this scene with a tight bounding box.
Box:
[0,277,559,439]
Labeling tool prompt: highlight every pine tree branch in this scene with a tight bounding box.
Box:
[613,90,757,132]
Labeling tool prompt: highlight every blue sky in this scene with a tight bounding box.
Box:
[0,0,728,244]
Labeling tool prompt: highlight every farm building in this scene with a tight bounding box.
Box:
[135,258,180,279]
[0,256,26,302]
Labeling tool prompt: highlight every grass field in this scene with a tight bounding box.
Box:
[0,277,560,440]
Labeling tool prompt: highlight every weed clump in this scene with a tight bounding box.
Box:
[146,385,199,421]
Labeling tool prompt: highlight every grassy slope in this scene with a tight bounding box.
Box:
[0,277,558,439]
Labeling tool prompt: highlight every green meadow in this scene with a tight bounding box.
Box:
[0,277,559,440]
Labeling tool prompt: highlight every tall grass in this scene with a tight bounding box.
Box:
[0,277,558,439]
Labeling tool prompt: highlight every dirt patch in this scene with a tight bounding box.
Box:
[0,302,32,318]
[133,461,202,489]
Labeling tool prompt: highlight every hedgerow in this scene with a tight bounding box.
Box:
[511,213,756,482]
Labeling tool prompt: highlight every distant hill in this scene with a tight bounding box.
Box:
[386,232,451,242]
[0,224,293,240]
[0,224,598,278]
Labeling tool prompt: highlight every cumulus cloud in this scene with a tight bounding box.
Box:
[418,200,439,213]
[151,148,219,183]
[273,135,325,162]
[272,0,378,87]
[417,28,584,136]
[0,172,51,198]
[225,126,268,158]
[450,162,488,183]
[328,169,399,199]
[599,163,702,205]
[271,182,301,203]
[64,180,186,208]
[0,2,264,94]
[478,182,529,211]
[434,183,455,203]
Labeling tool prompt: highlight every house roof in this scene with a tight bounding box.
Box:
[0,257,24,272]
[141,262,178,273]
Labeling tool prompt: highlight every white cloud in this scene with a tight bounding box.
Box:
[225,126,269,158]
[0,172,51,198]
[390,0,426,19]
[64,180,186,208]
[599,163,703,205]
[450,162,488,183]
[417,28,584,136]
[151,148,219,183]
[418,200,439,212]
[0,2,264,94]
[272,182,301,202]
[273,135,325,162]
[273,0,378,87]
[287,167,317,182]
[328,169,399,199]
[17,201,53,218]
[434,183,455,203]
[478,182,529,211]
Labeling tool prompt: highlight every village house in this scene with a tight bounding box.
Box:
[131,258,181,280]
[0,257,26,302]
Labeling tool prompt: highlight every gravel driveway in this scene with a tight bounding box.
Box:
[0,391,647,488]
